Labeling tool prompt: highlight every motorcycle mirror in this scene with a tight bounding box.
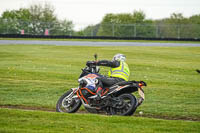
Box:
[94,53,98,61]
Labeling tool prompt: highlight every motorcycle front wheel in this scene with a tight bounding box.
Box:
[56,89,82,113]
[111,93,137,116]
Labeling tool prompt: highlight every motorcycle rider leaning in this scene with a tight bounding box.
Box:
[87,53,130,100]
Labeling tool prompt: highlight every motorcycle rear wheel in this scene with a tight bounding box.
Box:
[56,90,82,113]
[111,93,137,116]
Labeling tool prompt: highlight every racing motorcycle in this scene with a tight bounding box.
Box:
[56,54,147,116]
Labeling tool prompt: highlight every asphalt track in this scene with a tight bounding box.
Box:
[0,40,200,46]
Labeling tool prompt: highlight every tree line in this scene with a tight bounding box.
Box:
[0,3,74,35]
[80,11,200,38]
[0,3,200,38]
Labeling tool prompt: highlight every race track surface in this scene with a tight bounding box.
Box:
[0,40,200,46]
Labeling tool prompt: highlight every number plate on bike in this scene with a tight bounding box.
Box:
[138,88,145,100]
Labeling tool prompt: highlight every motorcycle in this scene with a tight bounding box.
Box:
[56,54,147,116]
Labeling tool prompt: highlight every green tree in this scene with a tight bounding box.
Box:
[0,8,31,34]
[155,13,200,38]
[75,24,100,36]
[189,14,200,24]
[0,3,74,35]
[51,19,74,35]
[187,14,200,38]
[2,8,31,20]
[28,3,57,34]
[97,10,155,37]
[132,10,145,23]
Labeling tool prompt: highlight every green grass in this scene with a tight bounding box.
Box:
[1,37,200,43]
[0,44,200,120]
[0,108,200,133]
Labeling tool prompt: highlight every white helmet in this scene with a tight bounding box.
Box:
[112,53,126,61]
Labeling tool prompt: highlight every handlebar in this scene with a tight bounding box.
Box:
[86,61,97,67]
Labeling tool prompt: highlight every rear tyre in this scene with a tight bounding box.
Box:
[56,90,81,113]
[111,93,137,116]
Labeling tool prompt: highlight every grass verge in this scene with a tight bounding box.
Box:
[0,108,200,133]
[0,37,200,44]
[0,44,200,120]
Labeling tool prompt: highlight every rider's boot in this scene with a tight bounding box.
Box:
[96,87,103,100]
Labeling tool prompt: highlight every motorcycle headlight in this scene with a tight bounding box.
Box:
[78,79,87,88]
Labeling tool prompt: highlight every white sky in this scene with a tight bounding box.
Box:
[0,0,200,29]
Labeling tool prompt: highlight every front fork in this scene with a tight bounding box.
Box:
[62,88,79,108]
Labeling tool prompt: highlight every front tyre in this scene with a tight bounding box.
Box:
[111,93,137,116]
[56,90,82,113]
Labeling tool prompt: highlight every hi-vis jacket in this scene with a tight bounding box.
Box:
[108,61,130,81]
[97,60,130,81]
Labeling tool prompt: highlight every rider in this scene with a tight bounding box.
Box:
[87,53,130,100]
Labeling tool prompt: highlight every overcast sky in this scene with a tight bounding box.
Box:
[0,0,200,28]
